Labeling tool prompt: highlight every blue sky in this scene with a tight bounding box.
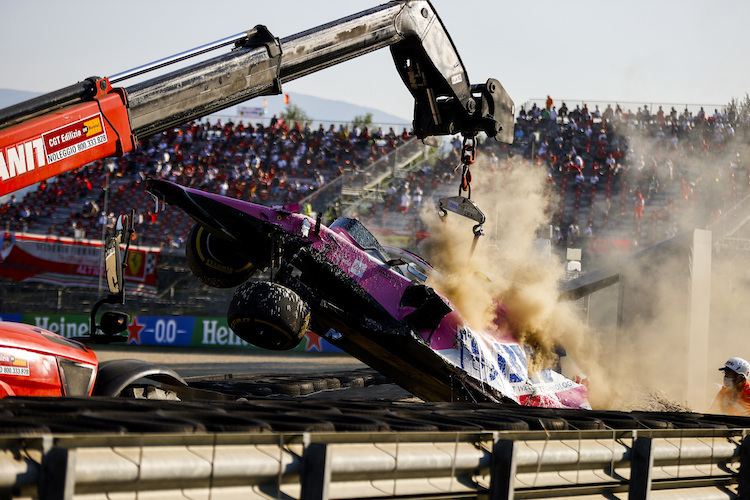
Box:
[2,1,749,120]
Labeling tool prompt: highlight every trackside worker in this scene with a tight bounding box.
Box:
[710,357,750,416]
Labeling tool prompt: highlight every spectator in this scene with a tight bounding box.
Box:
[82,201,100,218]
[634,188,645,219]
[398,190,411,214]
[411,186,423,212]
[711,357,750,416]
[567,223,580,247]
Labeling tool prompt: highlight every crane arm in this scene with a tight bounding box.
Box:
[0,0,514,197]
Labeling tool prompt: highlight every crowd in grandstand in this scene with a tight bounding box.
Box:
[134,116,410,201]
[507,98,750,246]
[2,98,750,251]
[0,116,413,246]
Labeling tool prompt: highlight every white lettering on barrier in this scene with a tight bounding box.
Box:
[202,320,246,346]
[25,316,251,346]
[32,317,88,338]
[154,319,178,344]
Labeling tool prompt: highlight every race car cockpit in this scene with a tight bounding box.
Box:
[329,217,432,284]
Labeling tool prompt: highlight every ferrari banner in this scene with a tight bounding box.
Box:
[0,232,160,295]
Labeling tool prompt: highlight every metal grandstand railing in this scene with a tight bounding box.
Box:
[520,98,728,118]
[710,192,750,253]
[298,137,428,215]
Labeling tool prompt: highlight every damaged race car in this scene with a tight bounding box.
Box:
[147,178,590,409]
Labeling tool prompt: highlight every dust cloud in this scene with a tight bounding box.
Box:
[585,247,696,411]
[417,154,611,406]
[583,132,750,412]
[413,133,750,411]
[584,223,749,413]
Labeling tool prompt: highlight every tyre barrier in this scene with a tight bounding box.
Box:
[2,373,750,498]
[187,367,382,398]
[1,398,749,500]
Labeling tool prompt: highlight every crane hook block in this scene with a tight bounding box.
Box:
[437,196,486,225]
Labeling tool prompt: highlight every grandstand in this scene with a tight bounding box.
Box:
[510,100,750,258]
[3,100,750,316]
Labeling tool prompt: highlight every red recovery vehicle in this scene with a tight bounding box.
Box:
[0,211,188,398]
[0,0,518,401]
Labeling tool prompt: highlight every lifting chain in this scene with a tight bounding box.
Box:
[458,135,476,199]
[457,134,483,256]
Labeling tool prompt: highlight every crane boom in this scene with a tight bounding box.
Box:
[0,0,513,197]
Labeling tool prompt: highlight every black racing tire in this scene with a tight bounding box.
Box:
[584,412,645,430]
[321,414,390,432]
[376,416,440,432]
[322,401,392,416]
[188,381,274,398]
[337,375,366,388]
[227,280,311,350]
[515,416,569,431]
[0,419,52,435]
[390,411,484,432]
[186,224,255,288]
[79,411,204,433]
[249,400,342,415]
[276,380,315,397]
[324,377,342,390]
[155,410,272,433]
[29,418,127,434]
[435,409,531,431]
[264,415,336,433]
[696,413,750,428]
[300,378,330,392]
[252,377,319,398]
[565,417,608,430]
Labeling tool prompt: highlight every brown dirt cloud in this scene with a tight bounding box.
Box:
[413,133,750,411]
[418,155,608,401]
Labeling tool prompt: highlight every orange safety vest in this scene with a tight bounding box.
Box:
[710,381,750,416]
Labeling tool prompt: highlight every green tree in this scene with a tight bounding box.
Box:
[280,103,310,124]
[352,112,373,131]
[727,93,750,119]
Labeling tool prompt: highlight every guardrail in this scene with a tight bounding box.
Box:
[2,428,748,499]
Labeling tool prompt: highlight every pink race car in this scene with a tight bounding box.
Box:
[147,179,589,408]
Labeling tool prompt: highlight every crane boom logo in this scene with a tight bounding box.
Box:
[0,114,107,182]
[42,114,106,163]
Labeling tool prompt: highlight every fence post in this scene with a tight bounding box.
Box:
[38,446,76,500]
[488,439,516,500]
[739,436,750,499]
[301,442,331,500]
[628,436,653,500]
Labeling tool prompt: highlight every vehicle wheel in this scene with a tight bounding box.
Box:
[227,280,311,350]
[186,224,255,288]
[119,385,181,400]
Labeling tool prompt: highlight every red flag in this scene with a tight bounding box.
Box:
[284,94,290,105]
